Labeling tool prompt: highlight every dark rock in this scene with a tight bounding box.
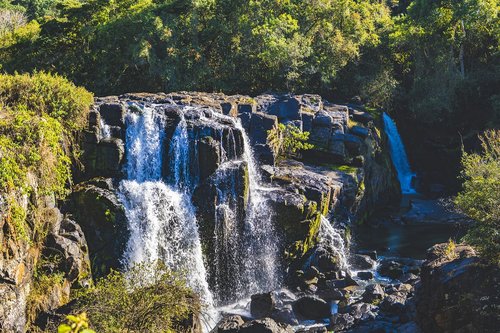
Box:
[88,110,100,127]
[362,284,385,304]
[357,250,377,261]
[249,112,278,145]
[380,293,407,314]
[350,126,369,138]
[240,318,293,333]
[328,313,355,331]
[251,292,276,319]
[292,296,330,320]
[66,181,128,278]
[198,137,221,181]
[357,271,374,280]
[95,138,124,177]
[349,108,373,124]
[238,103,255,114]
[399,273,419,284]
[44,217,92,286]
[271,305,298,326]
[99,103,125,127]
[352,254,376,270]
[215,315,245,333]
[417,243,500,333]
[378,260,404,279]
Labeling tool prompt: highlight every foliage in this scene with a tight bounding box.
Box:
[0,72,92,245]
[74,261,200,333]
[267,123,313,163]
[58,313,96,333]
[443,238,457,260]
[455,130,500,264]
[26,271,66,324]
[0,72,93,130]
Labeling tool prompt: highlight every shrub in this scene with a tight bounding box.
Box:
[0,72,93,131]
[58,313,95,333]
[267,123,314,164]
[74,261,201,333]
[455,130,500,264]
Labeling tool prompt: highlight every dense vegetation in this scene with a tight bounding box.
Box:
[0,72,92,245]
[1,0,497,186]
[456,130,500,264]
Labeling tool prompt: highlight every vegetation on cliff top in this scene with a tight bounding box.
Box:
[0,72,93,243]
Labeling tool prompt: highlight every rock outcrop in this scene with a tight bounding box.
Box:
[417,243,500,332]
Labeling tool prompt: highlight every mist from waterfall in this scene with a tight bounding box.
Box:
[383,112,416,194]
[118,105,214,306]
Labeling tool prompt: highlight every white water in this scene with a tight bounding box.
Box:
[119,105,214,307]
[318,216,350,272]
[383,113,416,194]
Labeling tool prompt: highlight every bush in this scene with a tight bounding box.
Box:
[74,261,201,333]
[0,72,93,130]
[455,130,500,264]
[267,123,314,164]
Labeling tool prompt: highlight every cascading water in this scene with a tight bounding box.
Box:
[383,112,416,194]
[117,104,279,311]
[318,216,350,272]
[118,105,214,307]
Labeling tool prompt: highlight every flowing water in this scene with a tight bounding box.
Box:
[117,104,280,312]
[318,216,350,272]
[383,113,416,194]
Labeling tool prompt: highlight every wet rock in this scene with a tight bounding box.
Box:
[292,296,330,320]
[362,284,385,304]
[251,292,276,318]
[249,112,278,145]
[357,271,374,280]
[399,273,419,284]
[349,108,373,124]
[198,137,221,181]
[215,315,245,333]
[270,305,298,326]
[352,254,376,270]
[378,260,404,279]
[357,250,377,261]
[99,103,125,127]
[348,302,378,321]
[88,110,100,127]
[240,318,293,333]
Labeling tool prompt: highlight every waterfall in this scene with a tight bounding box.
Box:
[318,216,349,272]
[383,112,416,194]
[117,104,279,310]
[119,105,214,306]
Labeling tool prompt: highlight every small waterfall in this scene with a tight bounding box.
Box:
[119,105,214,306]
[318,216,349,272]
[383,113,416,194]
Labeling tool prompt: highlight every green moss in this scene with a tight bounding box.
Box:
[328,164,359,175]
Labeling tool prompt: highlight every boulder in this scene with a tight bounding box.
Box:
[416,243,500,333]
[350,126,369,138]
[271,305,298,326]
[362,284,385,304]
[99,103,125,127]
[251,292,276,318]
[357,271,374,280]
[380,293,407,314]
[328,313,355,331]
[357,250,377,261]
[240,318,293,333]
[352,254,376,270]
[292,296,330,320]
[215,315,245,333]
[378,260,404,279]
[349,108,373,124]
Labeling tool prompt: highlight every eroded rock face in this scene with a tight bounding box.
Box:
[417,243,500,333]
[65,179,128,278]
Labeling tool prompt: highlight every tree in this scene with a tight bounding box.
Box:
[455,130,500,264]
[267,123,313,164]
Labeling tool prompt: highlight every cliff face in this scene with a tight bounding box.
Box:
[0,91,399,331]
